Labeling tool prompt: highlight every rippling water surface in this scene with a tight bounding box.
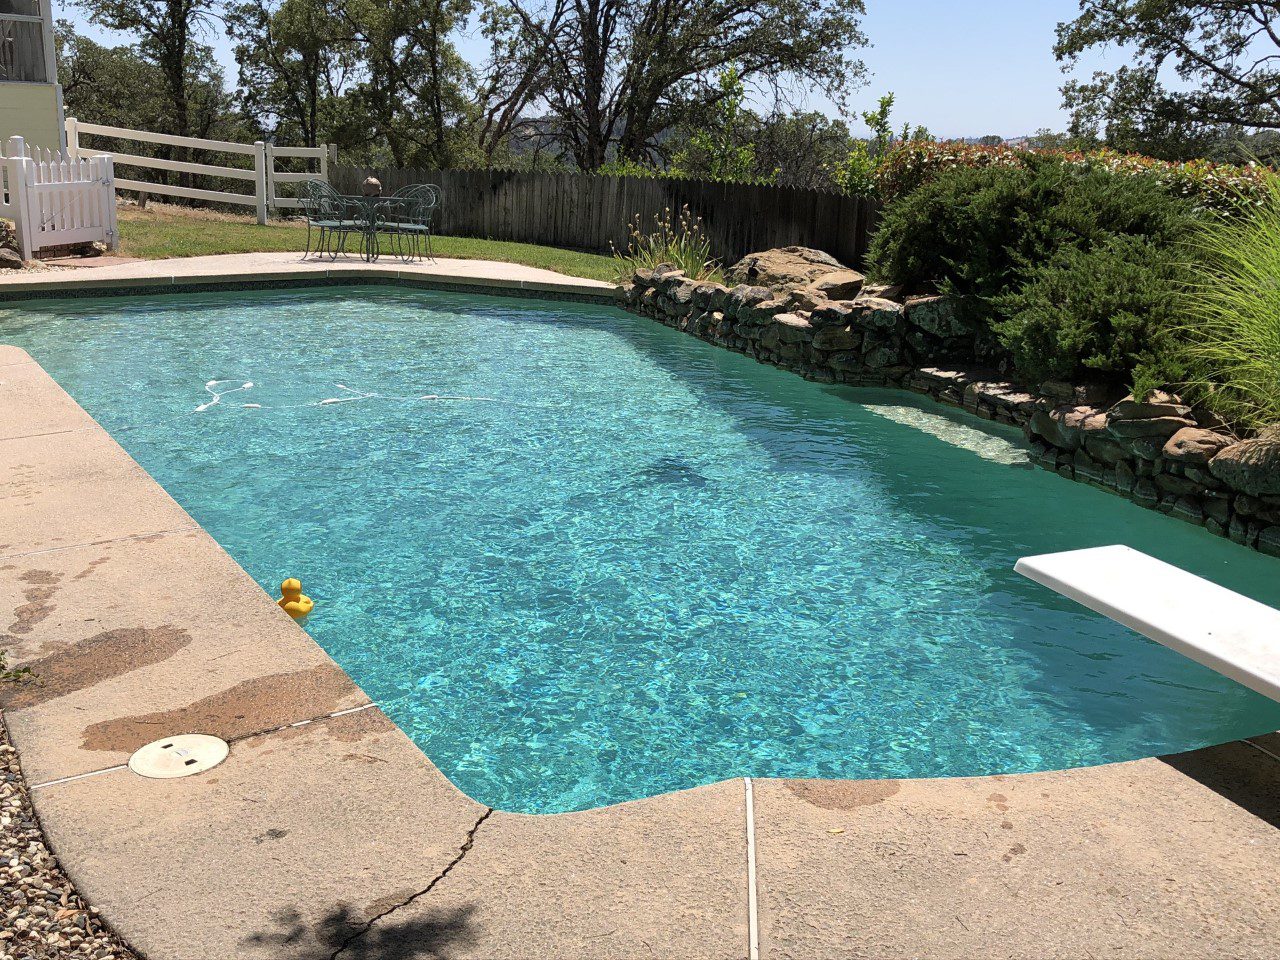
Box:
[5,287,1279,812]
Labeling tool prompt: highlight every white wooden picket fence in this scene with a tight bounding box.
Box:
[65,118,334,223]
[1,136,119,260]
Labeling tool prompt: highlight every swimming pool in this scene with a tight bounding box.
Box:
[4,286,1279,813]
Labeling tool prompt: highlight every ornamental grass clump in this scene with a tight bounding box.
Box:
[1177,171,1280,432]
[610,205,723,284]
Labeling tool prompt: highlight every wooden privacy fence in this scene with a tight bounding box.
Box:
[331,167,879,266]
[1,136,118,260]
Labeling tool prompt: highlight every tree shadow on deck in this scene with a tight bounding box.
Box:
[242,902,478,960]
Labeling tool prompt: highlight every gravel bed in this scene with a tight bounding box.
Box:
[1,716,139,960]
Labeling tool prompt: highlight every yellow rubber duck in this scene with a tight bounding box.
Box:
[277,578,314,619]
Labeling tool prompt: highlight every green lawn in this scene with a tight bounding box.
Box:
[115,207,620,283]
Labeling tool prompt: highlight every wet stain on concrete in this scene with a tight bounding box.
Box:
[1002,842,1027,863]
[785,779,901,810]
[0,625,190,710]
[8,569,63,635]
[265,705,388,748]
[72,556,110,581]
[79,662,362,753]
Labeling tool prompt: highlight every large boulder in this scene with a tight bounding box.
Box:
[850,296,905,332]
[1162,427,1234,465]
[808,300,857,329]
[811,321,861,351]
[1108,392,1192,421]
[904,296,967,338]
[805,269,865,300]
[1105,391,1194,441]
[1208,436,1280,496]
[727,246,845,288]
[1029,405,1100,452]
[0,248,22,271]
[723,284,772,319]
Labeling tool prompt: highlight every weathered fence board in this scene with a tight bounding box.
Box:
[330,167,878,266]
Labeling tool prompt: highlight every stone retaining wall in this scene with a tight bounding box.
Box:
[624,262,1280,557]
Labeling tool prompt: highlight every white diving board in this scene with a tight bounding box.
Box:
[1015,544,1280,704]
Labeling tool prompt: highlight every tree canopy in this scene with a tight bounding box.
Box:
[1056,1,1280,158]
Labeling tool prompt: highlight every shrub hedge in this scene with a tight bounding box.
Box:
[867,157,1198,389]
[874,140,1268,214]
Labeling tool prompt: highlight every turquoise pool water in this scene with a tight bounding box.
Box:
[4,287,1280,813]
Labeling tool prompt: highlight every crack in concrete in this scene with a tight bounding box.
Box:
[328,807,494,960]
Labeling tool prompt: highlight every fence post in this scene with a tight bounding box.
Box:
[65,117,80,161]
[5,137,34,260]
[253,141,268,224]
[97,154,119,252]
[264,143,276,211]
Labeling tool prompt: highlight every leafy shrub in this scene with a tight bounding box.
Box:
[831,93,932,197]
[1175,171,1280,431]
[873,140,1268,213]
[597,157,668,179]
[610,205,723,284]
[868,158,1198,388]
[994,235,1182,390]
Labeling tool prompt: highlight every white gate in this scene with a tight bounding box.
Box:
[1,136,119,260]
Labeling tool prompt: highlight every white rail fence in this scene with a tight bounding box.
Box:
[1,136,119,260]
[66,118,334,223]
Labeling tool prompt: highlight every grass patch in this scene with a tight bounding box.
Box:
[114,204,619,283]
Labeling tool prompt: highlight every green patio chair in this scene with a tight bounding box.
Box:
[298,179,366,260]
[379,184,441,262]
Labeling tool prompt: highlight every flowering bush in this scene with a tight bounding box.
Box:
[873,140,1269,214]
[874,142,1027,203]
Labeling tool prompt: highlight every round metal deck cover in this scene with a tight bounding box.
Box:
[128,734,229,779]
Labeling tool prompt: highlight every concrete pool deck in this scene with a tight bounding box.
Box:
[0,251,619,303]
[1,261,1278,958]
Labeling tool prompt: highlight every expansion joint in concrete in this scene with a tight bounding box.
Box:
[328,807,494,959]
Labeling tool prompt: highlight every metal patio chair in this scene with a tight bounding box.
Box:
[298,179,367,260]
[379,183,441,262]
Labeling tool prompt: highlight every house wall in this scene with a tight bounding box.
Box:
[0,83,65,153]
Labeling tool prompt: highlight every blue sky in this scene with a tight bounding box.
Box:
[57,0,1117,139]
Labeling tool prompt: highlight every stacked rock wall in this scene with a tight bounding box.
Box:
[624,259,1280,557]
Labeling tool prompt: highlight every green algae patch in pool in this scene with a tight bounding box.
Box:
[5,287,1280,813]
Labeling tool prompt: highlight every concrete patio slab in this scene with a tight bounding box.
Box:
[0,252,617,302]
[754,744,1280,959]
[0,343,37,366]
[0,426,196,559]
[376,779,749,959]
[0,528,369,784]
[0,353,92,440]
[32,708,489,960]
